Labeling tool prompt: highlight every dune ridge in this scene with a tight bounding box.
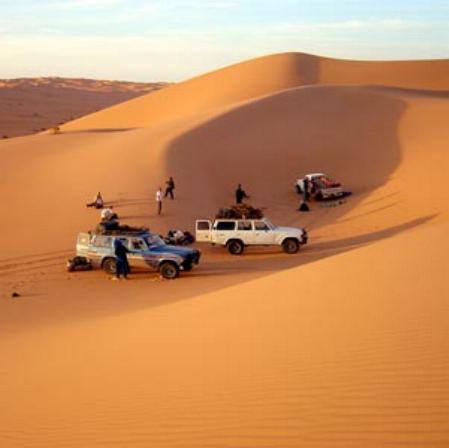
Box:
[0,52,449,447]
[61,52,449,131]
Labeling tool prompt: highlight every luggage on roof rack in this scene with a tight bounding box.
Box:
[95,222,149,235]
[216,204,263,219]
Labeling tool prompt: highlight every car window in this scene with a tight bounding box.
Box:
[131,238,146,251]
[144,234,165,247]
[237,221,252,231]
[93,236,113,247]
[216,221,236,231]
[254,221,269,231]
[197,221,211,230]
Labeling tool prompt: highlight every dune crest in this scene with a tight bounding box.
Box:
[62,52,449,131]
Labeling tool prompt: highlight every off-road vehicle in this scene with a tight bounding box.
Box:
[195,218,307,255]
[76,229,200,279]
[296,173,345,200]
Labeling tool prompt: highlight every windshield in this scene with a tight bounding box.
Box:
[263,218,275,229]
[144,234,165,247]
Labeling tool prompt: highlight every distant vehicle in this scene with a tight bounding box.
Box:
[296,173,345,200]
[76,229,200,279]
[195,218,307,255]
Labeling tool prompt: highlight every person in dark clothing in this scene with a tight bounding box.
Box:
[303,177,310,202]
[235,184,249,204]
[164,176,175,199]
[113,239,130,280]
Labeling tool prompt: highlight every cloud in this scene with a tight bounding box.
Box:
[46,0,122,9]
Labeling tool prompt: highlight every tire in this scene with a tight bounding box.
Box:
[102,257,117,274]
[160,261,179,279]
[227,239,244,255]
[296,184,302,194]
[315,191,323,201]
[282,238,299,254]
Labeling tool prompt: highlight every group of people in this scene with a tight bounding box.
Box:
[87,176,176,218]
[155,176,176,215]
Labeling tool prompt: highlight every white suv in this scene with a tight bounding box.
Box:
[195,218,307,255]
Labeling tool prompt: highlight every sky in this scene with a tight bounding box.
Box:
[0,0,448,81]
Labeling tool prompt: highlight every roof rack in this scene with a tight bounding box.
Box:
[92,226,150,236]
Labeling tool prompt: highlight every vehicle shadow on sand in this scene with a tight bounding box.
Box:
[0,214,434,335]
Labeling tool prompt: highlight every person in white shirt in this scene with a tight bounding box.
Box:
[156,187,162,215]
[100,207,116,221]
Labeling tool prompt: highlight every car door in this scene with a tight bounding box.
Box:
[214,221,236,244]
[196,220,212,242]
[252,220,274,245]
[236,220,254,244]
[90,235,113,264]
[127,237,148,269]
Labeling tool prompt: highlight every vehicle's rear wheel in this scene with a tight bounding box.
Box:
[228,239,244,255]
[160,261,179,279]
[102,257,117,274]
[315,191,323,201]
[282,238,299,254]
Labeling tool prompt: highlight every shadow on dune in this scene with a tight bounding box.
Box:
[182,214,436,279]
[62,127,138,134]
[366,85,449,98]
[162,84,408,234]
[0,215,435,333]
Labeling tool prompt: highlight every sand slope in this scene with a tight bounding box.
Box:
[0,53,448,447]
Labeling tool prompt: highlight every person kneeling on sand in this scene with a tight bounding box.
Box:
[112,239,130,280]
[86,192,104,209]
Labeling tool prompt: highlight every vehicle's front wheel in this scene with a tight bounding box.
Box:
[102,257,117,274]
[228,239,244,255]
[160,261,179,279]
[182,263,193,272]
[282,238,299,254]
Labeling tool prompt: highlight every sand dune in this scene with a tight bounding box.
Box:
[0,77,167,138]
[0,52,448,447]
[62,52,449,130]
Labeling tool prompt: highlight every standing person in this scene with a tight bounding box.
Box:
[113,239,130,280]
[164,176,175,199]
[156,187,163,215]
[235,184,249,204]
[303,177,310,202]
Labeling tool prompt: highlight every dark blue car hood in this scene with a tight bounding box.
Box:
[149,245,198,257]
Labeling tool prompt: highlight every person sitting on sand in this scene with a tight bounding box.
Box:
[86,192,104,209]
[235,184,249,204]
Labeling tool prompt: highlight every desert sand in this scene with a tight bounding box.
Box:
[0,53,448,447]
[0,77,167,138]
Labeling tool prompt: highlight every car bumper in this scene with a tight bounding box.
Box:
[181,250,201,269]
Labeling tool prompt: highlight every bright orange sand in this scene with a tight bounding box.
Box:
[0,53,448,447]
